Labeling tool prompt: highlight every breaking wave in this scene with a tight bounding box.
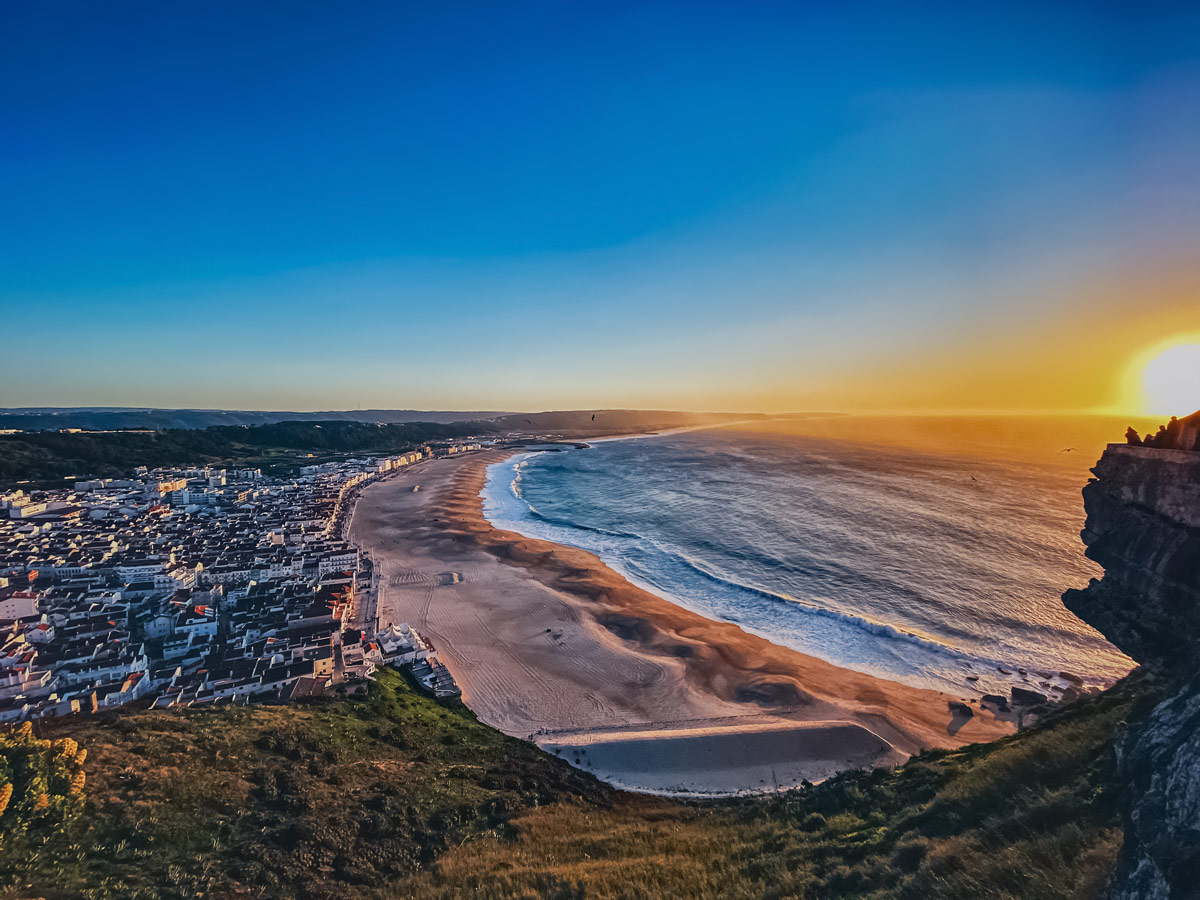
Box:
[481,431,1133,695]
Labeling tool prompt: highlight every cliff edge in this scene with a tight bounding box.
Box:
[1064,409,1200,900]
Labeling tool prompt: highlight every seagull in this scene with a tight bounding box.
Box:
[1060,448,1077,453]
[970,476,977,481]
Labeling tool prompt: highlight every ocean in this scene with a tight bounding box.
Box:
[481,416,1148,697]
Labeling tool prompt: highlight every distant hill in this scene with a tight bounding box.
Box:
[0,407,771,434]
[0,410,769,487]
[486,409,769,435]
[0,420,487,487]
[0,408,514,431]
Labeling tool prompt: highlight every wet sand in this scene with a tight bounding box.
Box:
[349,450,1012,795]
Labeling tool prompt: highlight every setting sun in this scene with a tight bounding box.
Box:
[1138,340,1200,416]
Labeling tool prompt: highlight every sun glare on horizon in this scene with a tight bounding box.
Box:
[1132,338,1200,417]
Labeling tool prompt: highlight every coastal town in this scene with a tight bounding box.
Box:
[0,443,482,721]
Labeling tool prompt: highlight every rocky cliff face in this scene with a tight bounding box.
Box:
[1064,445,1200,668]
[1063,421,1200,900]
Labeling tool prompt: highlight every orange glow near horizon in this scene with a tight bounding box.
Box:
[739,269,1200,420]
[1119,335,1200,417]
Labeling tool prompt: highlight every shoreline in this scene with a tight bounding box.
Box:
[485,430,1131,693]
[349,449,1013,796]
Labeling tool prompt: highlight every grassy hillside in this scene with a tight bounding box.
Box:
[1,669,1152,900]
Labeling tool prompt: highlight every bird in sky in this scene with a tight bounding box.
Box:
[1060,448,1077,453]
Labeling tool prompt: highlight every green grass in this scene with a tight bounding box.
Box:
[402,677,1147,900]
[5,670,608,900]
[1,669,1151,900]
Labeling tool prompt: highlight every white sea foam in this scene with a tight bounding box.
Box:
[480,434,1133,697]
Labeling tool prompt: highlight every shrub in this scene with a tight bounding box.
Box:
[0,722,87,845]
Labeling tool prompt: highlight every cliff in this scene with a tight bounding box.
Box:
[1064,413,1200,900]
[1064,444,1200,667]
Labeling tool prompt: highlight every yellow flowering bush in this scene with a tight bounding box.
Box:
[0,722,87,844]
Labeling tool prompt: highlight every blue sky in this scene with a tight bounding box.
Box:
[2,2,1198,411]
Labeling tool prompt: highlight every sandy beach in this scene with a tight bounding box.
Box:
[349,449,1013,795]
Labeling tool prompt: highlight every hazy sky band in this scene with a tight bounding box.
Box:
[2,2,1198,410]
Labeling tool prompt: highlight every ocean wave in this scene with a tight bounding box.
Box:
[503,454,647,541]
[621,543,1121,687]
[633,539,1014,670]
[524,505,646,542]
[493,462,1000,671]
[481,440,1131,691]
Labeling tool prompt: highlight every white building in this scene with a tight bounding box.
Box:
[0,592,39,620]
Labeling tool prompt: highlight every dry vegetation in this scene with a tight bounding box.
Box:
[0,668,1150,900]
